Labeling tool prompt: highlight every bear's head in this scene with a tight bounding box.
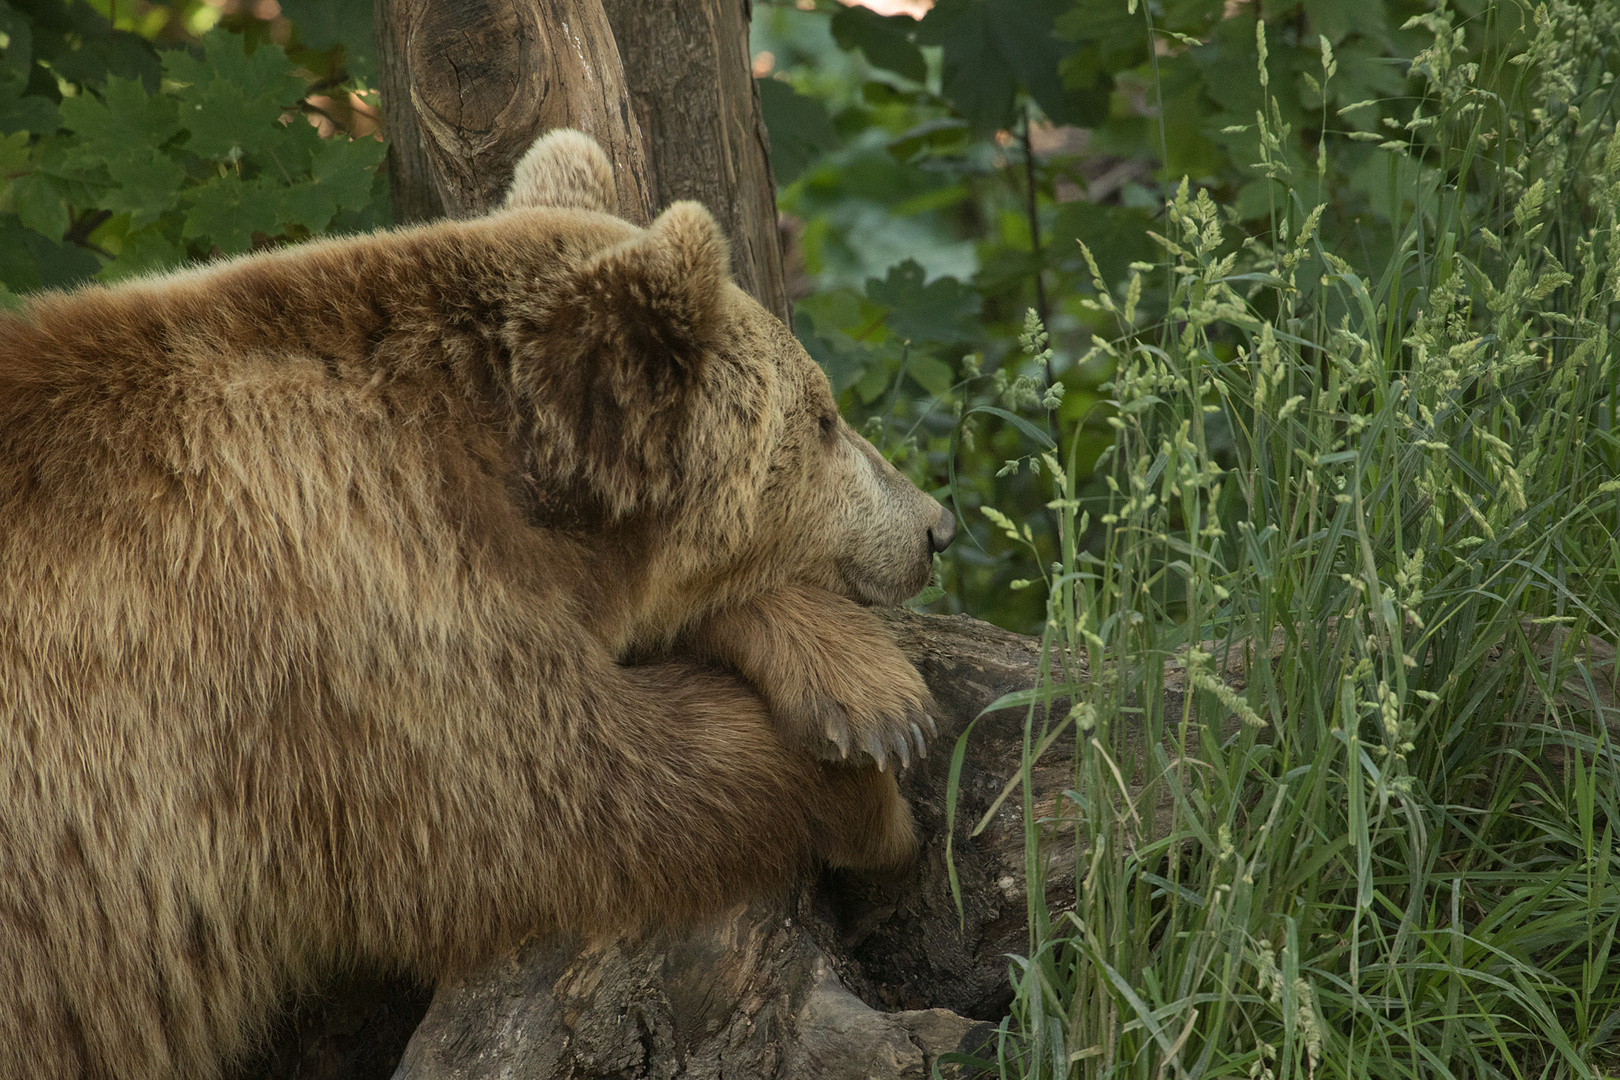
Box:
[499,131,954,641]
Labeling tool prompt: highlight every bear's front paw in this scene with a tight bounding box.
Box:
[772,663,936,772]
[684,586,938,771]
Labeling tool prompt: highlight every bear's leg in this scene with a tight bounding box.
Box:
[548,662,919,925]
[680,586,936,772]
[332,659,915,974]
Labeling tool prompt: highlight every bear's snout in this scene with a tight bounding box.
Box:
[927,506,956,554]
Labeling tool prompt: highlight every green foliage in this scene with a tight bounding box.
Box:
[757,76,839,184]
[275,0,376,79]
[830,5,926,83]
[919,0,1111,133]
[759,3,1125,630]
[0,0,387,290]
[763,0,1620,1074]
[753,0,1553,633]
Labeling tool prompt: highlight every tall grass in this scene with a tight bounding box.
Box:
[948,3,1620,1076]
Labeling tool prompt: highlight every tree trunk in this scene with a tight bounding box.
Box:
[372,0,654,222]
[374,0,790,307]
[373,0,445,224]
[600,0,792,321]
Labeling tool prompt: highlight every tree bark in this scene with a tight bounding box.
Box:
[600,0,792,322]
[374,0,791,311]
[373,0,445,224]
[372,0,654,222]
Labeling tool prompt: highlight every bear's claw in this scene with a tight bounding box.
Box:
[810,698,931,771]
[823,702,853,759]
[851,715,932,772]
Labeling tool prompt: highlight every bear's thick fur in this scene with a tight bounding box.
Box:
[0,130,952,1079]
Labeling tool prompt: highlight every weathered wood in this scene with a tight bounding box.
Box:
[393,902,983,1080]
[374,0,654,222]
[373,0,446,224]
[374,0,790,314]
[600,0,792,320]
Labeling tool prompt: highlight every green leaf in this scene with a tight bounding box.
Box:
[1048,202,1154,287]
[916,1,1017,134]
[273,135,384,233]
[58,39,159,95]
[183,174,278,254]
[19,218,98,287]
[907,354,956,396]
[179,87,273,163]
[0,79,57,136]
[98,218,184,281]
[1303,0,1390,46]
[12,170,66,242]
[327,164,390,233]
[0,128,27,174]
[54,74,188,226]
[853,348,892,403]
[275,178,338,234]
[277,0,377,78]
[0,213,39,290]
[830,6,927,83]
[886,116,969,163]
[32,133,111,193]
[244,115,323,179]
[1330,41,1408,124]
[166,33,307,162]
[168,32,308,106]
[101,151,187,224]
[59,75,181,153]
[758,77,838,186]
[32,6,160,94]
[795,308,878,395]
[0,0,33,80]
[865,258,982,343]
[311,134,386,210]
[917,0,1108,133]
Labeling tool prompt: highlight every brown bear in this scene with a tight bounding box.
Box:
[0,129,954,1080]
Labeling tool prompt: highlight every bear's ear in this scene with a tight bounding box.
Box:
[505,129,618,214]
[567,200,730,403]
[514,201,731,517]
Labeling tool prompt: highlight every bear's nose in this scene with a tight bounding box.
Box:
[927,506,956,553]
